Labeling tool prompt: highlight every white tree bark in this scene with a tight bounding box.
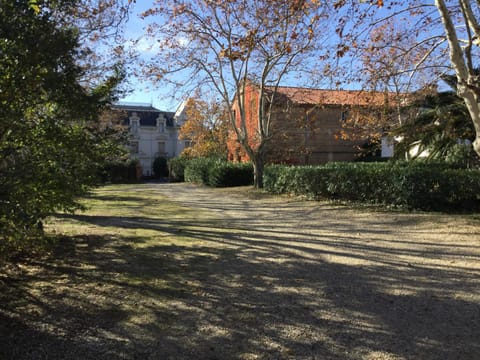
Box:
[435,0,480,156]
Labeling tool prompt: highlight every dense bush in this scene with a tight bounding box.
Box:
[0,1,126,256]
[207,161,253,187]
[184,157,216,184]
[168,156,189,182]
[102,160,140,184]
[153,156,169,178]
[264,161,480,211]
[184,158,253,187]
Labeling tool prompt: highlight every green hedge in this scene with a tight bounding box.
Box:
[184,158,253,187]
[264,162,480,211]
[168,156,189,182]
[184,157,215,184]
[102,160,139,183]
[207,161,254,187]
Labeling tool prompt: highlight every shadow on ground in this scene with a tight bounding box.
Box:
[1,184,479,359]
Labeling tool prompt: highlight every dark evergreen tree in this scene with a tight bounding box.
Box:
[0,0,126,254]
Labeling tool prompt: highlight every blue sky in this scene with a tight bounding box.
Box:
[116,1,452,111]
[118,2,181,112]
[117,1,342,112]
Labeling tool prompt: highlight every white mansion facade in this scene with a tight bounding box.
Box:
[113,103,189,177]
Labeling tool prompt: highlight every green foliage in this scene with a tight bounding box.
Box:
[102,160,140,184]
[152,156,169,178]
[207,161,254,187]
[167,156,189,182]
[394,75,477,163]
[0,0,125,256]
[184,158,217,184]
[444,143,477,168]
[184,158,253,187]
[264,162,480,211]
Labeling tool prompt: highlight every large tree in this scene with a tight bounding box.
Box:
[142,0,332,188]
[434,0,480,157]
[0,0,130,254]
[335,0,480,158]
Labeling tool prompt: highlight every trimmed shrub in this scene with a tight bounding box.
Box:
[153,156,169,178]
[264,161,480,211]
[168,156,188,182]
[184,158,253,187]
[207,161,253,187]
[102,160,139,183]
[184,157,216,184]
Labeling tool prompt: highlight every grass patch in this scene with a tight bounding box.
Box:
[1,184,235,359]
[48,184,220,241]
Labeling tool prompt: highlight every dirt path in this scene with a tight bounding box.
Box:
[1,183,479,359]
[151,184,480,359]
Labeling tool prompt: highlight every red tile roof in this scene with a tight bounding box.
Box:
[269,86,399,106]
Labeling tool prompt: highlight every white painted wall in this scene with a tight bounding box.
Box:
[127,109,187,176]
[381,136,395,158]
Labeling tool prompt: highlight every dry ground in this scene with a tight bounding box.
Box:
[1,183,479,360]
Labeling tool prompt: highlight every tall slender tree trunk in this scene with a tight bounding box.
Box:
[435,0,480,157]
[458,87,480,156]
[252,153,264,189]
[474,134,480,157]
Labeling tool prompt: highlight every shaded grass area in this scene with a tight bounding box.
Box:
[0,184,479,359]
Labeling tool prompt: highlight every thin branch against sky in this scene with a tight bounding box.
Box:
[119,1,338,110]
[118,1,476,111]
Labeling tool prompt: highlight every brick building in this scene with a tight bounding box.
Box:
[227,84,393,165]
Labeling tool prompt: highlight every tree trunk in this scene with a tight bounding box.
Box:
[465,101,480,157]
[458,86,480,157]
[252,153,264,189]
[435,0,480,158]
[473,135,480,157]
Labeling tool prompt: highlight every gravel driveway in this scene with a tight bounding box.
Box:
[1,183,479,360]
[148,183,480,360]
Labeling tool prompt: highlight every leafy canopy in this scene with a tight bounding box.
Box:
[394,74,476,164]
[0,0,127,255]
[179,97,229,159]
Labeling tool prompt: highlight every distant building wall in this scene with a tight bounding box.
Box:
[113,104,188,176]
[226,84,373,165]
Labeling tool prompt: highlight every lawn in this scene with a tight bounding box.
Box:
[1,183,479,359]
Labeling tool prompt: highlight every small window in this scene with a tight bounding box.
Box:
[340,111,348,121]
[157,115,166,133]
[130,141,139,154]
[158,141,166,154]
[131,120,139,133]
